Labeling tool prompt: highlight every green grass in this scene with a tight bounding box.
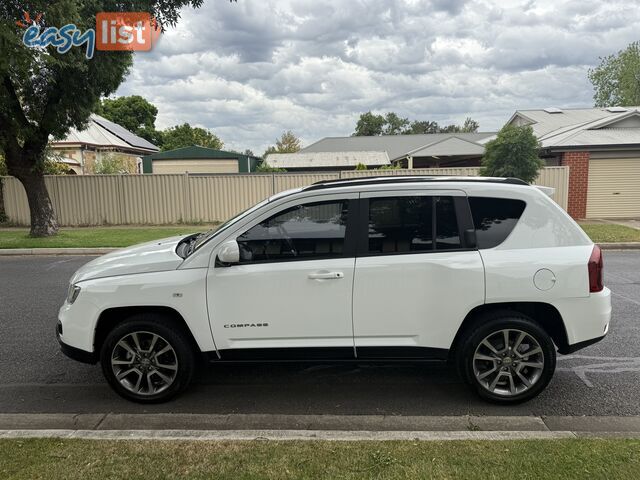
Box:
[0,225,217,249]
[579,223,640,243]
[0,438,639,479]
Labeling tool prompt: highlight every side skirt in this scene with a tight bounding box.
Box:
[206,346,449,363]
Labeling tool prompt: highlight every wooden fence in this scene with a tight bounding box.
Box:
[1,167,569,226]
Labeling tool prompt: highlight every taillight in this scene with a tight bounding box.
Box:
[588,245,604,293]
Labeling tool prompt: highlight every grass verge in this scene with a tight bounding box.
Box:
[579,223,640,243]
[0,226,217,249]
[1,438,639,479]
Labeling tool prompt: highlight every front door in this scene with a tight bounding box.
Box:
[352,190,485,359]
[207,194,358,359]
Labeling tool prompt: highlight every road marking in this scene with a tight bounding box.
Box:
[611,291,640,306]
[557,355,640,387]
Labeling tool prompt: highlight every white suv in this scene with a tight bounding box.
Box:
[57,176,611,404]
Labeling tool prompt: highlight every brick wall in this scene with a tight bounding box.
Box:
[560,151,589,219]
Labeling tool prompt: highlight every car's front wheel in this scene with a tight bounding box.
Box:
[100,314,195,403]
[458,313,556,404]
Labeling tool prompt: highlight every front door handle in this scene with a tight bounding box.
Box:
[308,271,344,280]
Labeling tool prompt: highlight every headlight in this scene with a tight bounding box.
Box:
[67,284,81,304]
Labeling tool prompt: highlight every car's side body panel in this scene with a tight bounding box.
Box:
[58,268,215,353]
[353,250,485,351]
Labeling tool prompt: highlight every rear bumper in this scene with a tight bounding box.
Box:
[57,322,97,364]
[554,287,611,354]
[558,333,607,355]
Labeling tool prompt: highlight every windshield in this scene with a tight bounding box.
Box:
[192,199,270,251]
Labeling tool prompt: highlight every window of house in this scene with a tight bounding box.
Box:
[237,200,350,263]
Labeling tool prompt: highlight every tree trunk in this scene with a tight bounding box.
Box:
[18,170,59,237]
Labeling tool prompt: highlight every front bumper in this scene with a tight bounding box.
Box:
[57,321,97,364]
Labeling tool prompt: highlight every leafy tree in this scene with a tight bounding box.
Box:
[262,146,277,159]
[480,125,544,183]
[262,131,302,158]
[353,111,386,136]
[377,163,401,170]
[95,153,136,174]
[161,123,223,151]
[382,112,409,135]
[354,162,368,170]
[96,95,162,145]
[256,162,286,173]
[354,112,480,136]
[589,42,640,107]
[243,149,255,157]
[0,154,6,176]
[275,131,302,153]
[405,120,441,134]
[43,159,72,175]
[0,0,204,236]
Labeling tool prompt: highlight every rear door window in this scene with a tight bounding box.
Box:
[469,197,526,248]
[367,196,461,254]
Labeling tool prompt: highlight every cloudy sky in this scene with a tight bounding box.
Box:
[116,0,639,154]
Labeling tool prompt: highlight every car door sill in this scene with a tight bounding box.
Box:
[206,346,449,363]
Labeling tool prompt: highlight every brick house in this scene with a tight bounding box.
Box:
[507,107,640,219]
[50,114,159,174]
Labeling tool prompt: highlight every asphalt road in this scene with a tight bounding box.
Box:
[0,252,638,416]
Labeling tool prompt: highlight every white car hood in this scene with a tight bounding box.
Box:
[71,235,186,283]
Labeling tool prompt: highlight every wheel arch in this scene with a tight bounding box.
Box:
[94,306,202,356]
[449,302,569,360]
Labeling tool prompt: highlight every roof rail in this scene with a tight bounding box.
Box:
[304,175,528,191]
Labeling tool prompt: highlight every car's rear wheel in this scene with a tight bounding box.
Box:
[100,314,195,403]
[458,313,556,404]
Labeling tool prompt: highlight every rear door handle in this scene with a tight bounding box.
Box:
[308,271,344,280]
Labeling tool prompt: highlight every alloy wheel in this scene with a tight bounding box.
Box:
[472,329,545,397]
[110,331,179,396]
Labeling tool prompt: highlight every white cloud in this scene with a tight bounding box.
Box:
[115,0,640,153]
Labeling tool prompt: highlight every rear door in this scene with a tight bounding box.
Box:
[352,190,485,358]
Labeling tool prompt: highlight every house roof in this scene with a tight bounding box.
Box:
[148,146,260,162]
[52,114,159,153]
[302,133,496,161]
[508,107,640,150]
[266,151,390,169]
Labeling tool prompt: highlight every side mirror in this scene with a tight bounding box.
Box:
[217,240,240,265]
[464,229,477,249]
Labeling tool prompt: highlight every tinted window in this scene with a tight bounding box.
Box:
[469,197,526,249]
[435,196,461,249]
[368,196,461,253]
[238,200,349,263]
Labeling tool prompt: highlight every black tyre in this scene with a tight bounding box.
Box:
[100,314,196,403]
[457,312,556,404]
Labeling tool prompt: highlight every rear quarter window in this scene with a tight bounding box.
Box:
[469,197,526,249]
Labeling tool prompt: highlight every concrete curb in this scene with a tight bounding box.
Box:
[0,429,581,441]
[0,247,118,255]
[599,242,640,250]
[1,414,640,438]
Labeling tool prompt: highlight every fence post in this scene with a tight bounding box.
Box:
[183,172,192,223]
[117,175,126,224]
[0,177,5,221]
